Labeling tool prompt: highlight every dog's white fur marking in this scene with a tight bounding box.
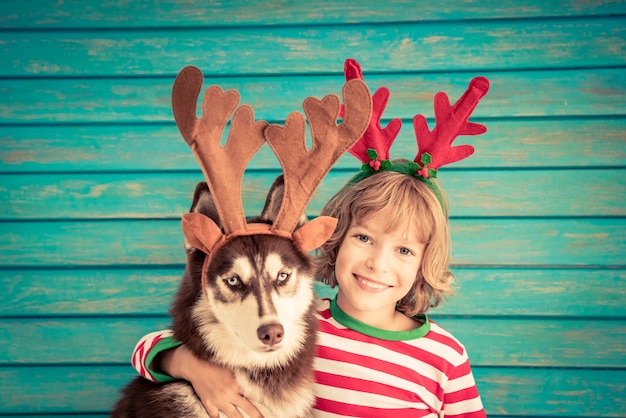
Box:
[193,253,314,369]
[232,256,253,285]
[190,250,316,416]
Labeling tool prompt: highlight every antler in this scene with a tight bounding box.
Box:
[264,78,372,236]
[343,58,402,169]
[413,77,490,177]
[172,66,268,235]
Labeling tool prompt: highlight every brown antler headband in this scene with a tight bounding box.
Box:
[172,65,372,266]
[172,66,267,237]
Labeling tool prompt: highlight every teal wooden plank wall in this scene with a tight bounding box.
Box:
[1,0,625,416]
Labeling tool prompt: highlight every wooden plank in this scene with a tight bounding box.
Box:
[1,0,624,28]
[0,365,129,414]
[2,268,623,318]
[2,168,624,220]
[2,317,624,368]
[441,169,625,217]
[321,268,626,318]
[1,118,625,173]
[0,365,623,416]
[449,218,625,266]
[0,219,623,267]
[439,318,626,368]
[2,69,624,124]
[2,318,171,364]
[474,368,626,417]
[1,17,625,77]
[2,268,624,317]
[436,268,626,317]
[0,268,184,316]
[1,171,202,220]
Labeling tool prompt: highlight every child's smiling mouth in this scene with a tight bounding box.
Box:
[355,274,390,291]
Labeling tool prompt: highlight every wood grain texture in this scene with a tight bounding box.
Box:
[1,118,625,173]
[1,18,625,77]
[2,317,624,368]
[2,0,625,28]
[0,365,623,416]
[0,268,185,316]
[2,69,625,123]
[1,1,625,416]
[1,169,624,219]
[2,268,623,317]
[1,218,624,266]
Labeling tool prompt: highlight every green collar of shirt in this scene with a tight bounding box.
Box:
[330,296,430,341]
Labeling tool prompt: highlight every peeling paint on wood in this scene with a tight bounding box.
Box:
[1,0,625,416]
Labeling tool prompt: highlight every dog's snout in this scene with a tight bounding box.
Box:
[257,323,284,346]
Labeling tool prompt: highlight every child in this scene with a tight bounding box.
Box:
[131,61,489,417]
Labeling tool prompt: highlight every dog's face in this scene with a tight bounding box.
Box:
[193,234,315,368]
[184,178,317,369]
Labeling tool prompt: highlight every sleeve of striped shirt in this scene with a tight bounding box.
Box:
[442,353,486,417]
[130,329,183,383]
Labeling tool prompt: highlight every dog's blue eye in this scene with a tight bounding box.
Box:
[277,272,290,283]
[225,275,241,288]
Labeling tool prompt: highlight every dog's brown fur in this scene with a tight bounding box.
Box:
[112,178,318,417]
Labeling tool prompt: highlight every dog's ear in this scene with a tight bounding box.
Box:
[260,175,308,227]
[185,182,221,253]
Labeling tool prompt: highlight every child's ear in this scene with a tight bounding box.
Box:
[260,175,308,226]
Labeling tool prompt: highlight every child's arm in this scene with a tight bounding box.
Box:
[442,356,486,418]
[131,330,180,382]
[131,330,263,418]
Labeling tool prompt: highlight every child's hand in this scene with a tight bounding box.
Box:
[160,345,264,418]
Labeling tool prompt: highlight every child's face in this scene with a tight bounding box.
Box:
[334,210,425,325]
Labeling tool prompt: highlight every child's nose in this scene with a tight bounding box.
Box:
[366,248,390,273]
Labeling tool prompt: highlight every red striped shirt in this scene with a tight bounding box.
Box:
[313,299,485,417]
[131,300,485,417]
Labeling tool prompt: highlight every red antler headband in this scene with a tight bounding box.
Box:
[344,58,490,212]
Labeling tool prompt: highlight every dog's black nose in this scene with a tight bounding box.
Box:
[257,323,284,345]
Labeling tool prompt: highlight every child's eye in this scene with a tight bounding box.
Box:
[399,247,414,256]
[356,234,370,243]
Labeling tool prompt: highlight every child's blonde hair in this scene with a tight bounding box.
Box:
[316,167,454,316]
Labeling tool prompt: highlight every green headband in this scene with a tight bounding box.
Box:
[348,149,446,213]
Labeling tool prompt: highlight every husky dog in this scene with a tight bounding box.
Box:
[112,178,318,417]
[112,64,372,417]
